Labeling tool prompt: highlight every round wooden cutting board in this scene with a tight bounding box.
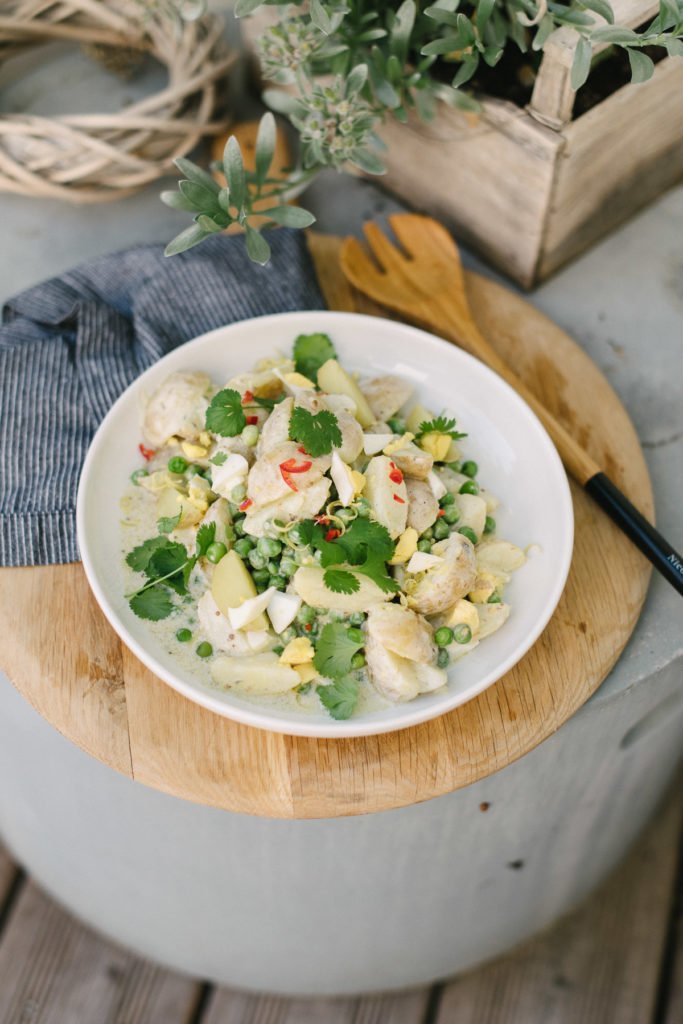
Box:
[0,233,653,819]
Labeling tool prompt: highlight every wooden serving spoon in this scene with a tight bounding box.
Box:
[340,213,683,595]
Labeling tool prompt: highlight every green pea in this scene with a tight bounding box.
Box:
[387,416,405,434]
[355,497,371,518]
[351,652,366,670]
[434,626,454,647]
[131,468,148,485]
[230,483,247,503]
[434,519,450,540]
[349,612,366,626]
[458,526,478,545]
[417,539,433,553]
[196,641,213,658]
[484,515,496,535]
[422,526,434,540]
[329,609,347,622]
[294,545,314,565]
[280,557,298,577]
[234,537,254,558]
[248,549,267,570]
[266,560,280,576]
[269,575,287,590]
[168,456,188,474]
[437,648,450,669]
[459,480,480,496]
[255,581,268,593]
[176,628,192,643]
[444,506,461,525]
[288,524,309,546]
[233,517,247,536]
[461,460,478,478]
[252,568,270,584]
[241,424,259,447]
[347,626,364,645]
[257,537,282,558]
[297,604,317,625]
[453,623,472,644]
[206,541,227,564]
[224,525,236,545]
[488,593,502,604]
[439,492,455,507]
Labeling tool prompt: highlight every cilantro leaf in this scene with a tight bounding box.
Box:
[147,543,189,594]
[318,676,360,721]
[125,536,170,573]
[252,394,286,411]
[358,556,401,594]
[205,388,246,437]
[417,414,467,441]
[196,521,216,558]
[334,518,394,565]
[323,568,360,594]
[157,512,181,534]
[313,623,364,679]
[210,452,228,466]
[293,333,336,380]
[129,584,174,621]
[289,406,342,457]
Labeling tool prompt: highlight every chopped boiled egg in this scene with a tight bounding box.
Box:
[363,433,394,456]
[279,636,315,665]
[283,371,316,390]
[294,663,318,684]
[427,470,447,500]
[383,432,415,456]
[228,586,276,631]
[389,527,418,565]
[418,432,451,462]
[210,452,249,499]
[181,441,209,459]
[444,598,480,635]
[266,591,302,634]
[331,450,356,506]
[350,470,366,495]
[246,630,272,652]
[406,551,444,574]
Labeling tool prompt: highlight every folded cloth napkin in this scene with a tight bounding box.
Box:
[0,230,324,567]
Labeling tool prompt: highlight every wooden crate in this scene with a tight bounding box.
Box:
[241,0,683,287]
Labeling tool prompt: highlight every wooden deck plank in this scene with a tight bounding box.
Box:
[0,846,18,904]
[0,880,201,1024]
[435,792,683,1024]
[202,987,431,1023]
[662,852,683,1024]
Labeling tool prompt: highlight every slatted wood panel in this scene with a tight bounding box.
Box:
[435,792,683,1024]
[202,989,431,1023]
[0,881,201,1023]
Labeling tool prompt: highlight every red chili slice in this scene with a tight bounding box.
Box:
[315,515,330,525]
[389,468,403,484]
[325,528,341,542]
[239,498,253,511]
[242,390,254,404]
[436,508,445,518]
[138,443,156,461]
[304,623,313,632]
[246,415,259,425]
[297,446,308,455]
[393,494,405,504]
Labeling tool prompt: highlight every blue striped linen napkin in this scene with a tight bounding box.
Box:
[0,230,324,566]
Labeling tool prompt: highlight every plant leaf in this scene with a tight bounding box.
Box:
[349,148,386,175]
[571,36,593,90]
[160,190,198,212]
[245,225,271,265]
[223,137,246,212]
[390,0,416,65]
[318,676,360,720]
[254,112,276,185]
[234,0,264,17]
[580,0,614,23]
[627,47,655,83]
[323,568,361,594]
[590,25,640,44]
[173,157,220,194]
[129,585,174,621]
[265,205,316,228]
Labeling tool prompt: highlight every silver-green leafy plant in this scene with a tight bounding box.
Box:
[163,0,683,264]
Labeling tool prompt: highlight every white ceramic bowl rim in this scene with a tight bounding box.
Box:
[77,311,574,739]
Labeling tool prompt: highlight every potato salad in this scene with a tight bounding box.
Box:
[121,332,526,721]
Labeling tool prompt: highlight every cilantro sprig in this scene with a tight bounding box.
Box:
[293,333,336,381]
[125,521,216,621]
[205,388,246,437]
[313,622,364,720]
[307,517,400,595]
[417,414,467,441]
[288,406,342,457]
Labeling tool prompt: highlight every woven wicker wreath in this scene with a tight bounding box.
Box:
[0,1,235,202]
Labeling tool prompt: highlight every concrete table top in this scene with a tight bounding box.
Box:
[1,38,681,709]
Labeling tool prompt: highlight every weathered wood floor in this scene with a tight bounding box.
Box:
[0,792,681,1024]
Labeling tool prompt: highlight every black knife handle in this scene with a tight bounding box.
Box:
[585,473,683,596]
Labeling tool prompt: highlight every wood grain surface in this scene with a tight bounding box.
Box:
[0,233,653,818]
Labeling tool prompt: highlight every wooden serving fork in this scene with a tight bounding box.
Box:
[340,213,683,595]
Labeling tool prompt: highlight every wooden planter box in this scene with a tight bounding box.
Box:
[241,0,683,287]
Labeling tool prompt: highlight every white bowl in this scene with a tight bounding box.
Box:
[77,311,573,738]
